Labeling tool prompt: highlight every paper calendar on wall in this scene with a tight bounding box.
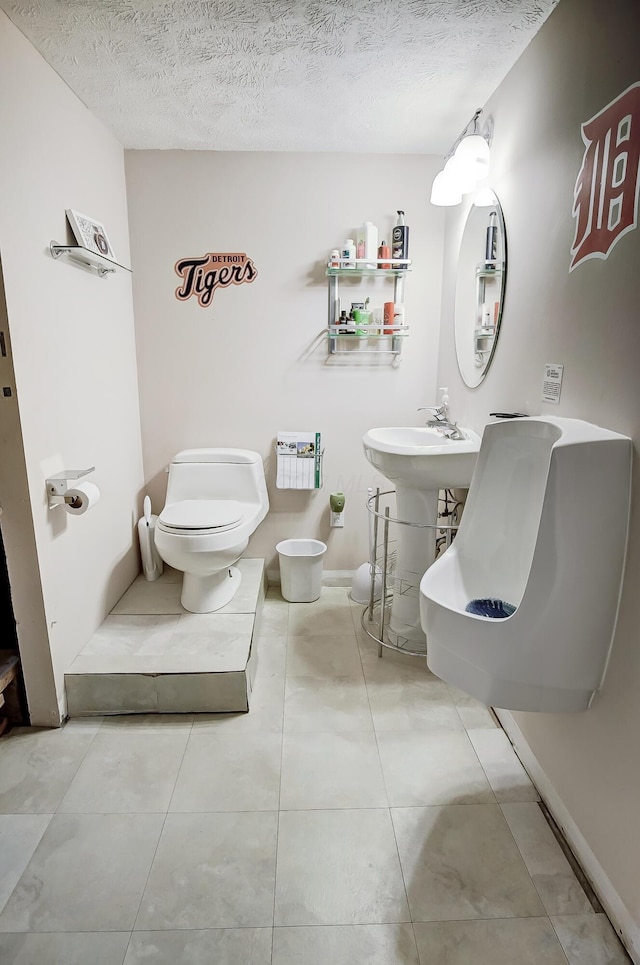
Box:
[276,431,323,490]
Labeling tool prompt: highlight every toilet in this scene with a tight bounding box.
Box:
[419,417,632,712]
[154,448,269,613]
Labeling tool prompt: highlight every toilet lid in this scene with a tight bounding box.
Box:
[159,499,243,530]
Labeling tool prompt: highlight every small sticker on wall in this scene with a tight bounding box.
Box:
[174,252,258,307]
[542,363,564,404]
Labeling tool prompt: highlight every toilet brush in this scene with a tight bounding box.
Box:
[138,495,163,581]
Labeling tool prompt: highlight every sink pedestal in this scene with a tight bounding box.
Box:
[388,487,438,648]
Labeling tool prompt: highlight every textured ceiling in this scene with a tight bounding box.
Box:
[1,0,558,153]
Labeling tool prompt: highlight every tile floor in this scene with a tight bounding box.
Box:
[0,586,631,964]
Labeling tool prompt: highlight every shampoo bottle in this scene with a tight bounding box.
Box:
[392,210,409,265]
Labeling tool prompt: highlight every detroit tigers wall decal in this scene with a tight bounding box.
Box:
[174,253,258,306]
[570,81,640,271]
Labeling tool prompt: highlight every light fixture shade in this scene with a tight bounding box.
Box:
[444,155,477,194]
[454,133,491,176]
[474,185,498,206]
[430,169,462,206]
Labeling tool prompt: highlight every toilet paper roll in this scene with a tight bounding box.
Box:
[65,481,100,516]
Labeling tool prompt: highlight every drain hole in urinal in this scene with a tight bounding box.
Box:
[465,598,516,619]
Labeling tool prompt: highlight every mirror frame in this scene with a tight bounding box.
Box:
[454,191,507,388]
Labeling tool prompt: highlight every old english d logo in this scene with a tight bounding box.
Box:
[174,253,258,306]
[571,82,640,271]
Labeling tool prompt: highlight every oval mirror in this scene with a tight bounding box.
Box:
[454,190,507,387]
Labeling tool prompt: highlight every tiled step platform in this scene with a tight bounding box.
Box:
[65,559,265,716]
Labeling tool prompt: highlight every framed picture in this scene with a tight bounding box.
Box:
[65,209,116,259]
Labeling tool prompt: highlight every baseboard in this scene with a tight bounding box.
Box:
[496,709,639,964]
[266,569,354,588]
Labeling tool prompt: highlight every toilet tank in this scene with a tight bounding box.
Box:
[165,448,268,506]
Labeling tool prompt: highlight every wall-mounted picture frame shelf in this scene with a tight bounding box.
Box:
[50,241,131,277]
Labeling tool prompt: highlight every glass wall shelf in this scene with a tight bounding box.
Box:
[474,326,496,360]
[326,326,409,356]
[474,326,496,339]
[326,326,409,338]
[326,258,411,277]
[325,257,411,359]
[476,264,503,279]
[50,241,131,277]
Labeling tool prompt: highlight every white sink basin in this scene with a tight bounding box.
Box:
[363,425,481,489]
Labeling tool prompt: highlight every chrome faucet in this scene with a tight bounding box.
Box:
[419,404,448,423]
[418,404,466,440]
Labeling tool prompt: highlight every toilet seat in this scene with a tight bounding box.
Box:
[158,499,244,535]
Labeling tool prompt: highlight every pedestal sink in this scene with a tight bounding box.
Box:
[362,425,481,649]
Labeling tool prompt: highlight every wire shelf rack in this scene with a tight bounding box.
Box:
[360,488,462,658]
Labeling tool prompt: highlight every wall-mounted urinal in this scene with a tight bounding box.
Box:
[419,417,632,712]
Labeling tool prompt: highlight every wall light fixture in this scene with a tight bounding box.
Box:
[430,109,492,206]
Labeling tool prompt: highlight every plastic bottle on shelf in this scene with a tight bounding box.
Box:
[378,240,391,269]
[383,301,395,334]
[356,228,366,264]
[329,249,340,268]
[353,310,368,336]
[392,210,409,265]
[341,238,356,268]
[485,211,497,266]
[363,221,379,269]
[369,308,382,335]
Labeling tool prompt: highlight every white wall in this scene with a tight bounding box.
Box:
[0,263,56,722]
[0,12,144,724]
[436,0,640,950]
[125,151,445,573]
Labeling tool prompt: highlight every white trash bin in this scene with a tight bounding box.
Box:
[276,539,327,602]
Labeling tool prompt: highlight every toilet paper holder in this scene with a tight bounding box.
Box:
[46,467,95,509]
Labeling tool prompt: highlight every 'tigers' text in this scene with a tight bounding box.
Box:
[174,253,258,306]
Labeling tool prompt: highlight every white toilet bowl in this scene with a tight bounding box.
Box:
[154,448,269,613]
